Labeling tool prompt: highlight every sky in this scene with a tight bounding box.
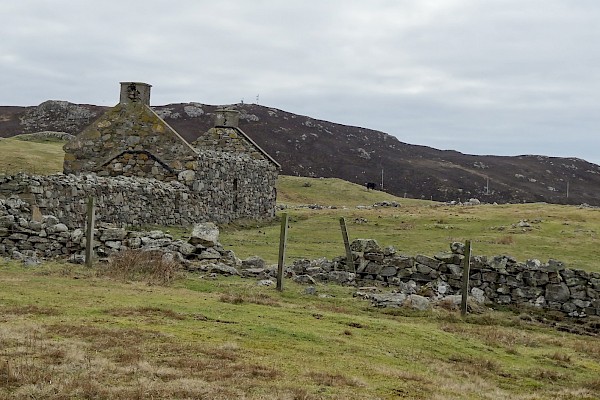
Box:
[1,0,599,164]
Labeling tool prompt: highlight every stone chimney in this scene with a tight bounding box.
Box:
[214,109,240,128]
[119,82,152,105]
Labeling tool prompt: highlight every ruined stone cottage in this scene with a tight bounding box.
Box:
[0,82,279,228]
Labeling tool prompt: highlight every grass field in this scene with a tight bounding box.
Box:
[1,261,599,400]
[1,135,600,399]
[0,136,65,175]
[222,176,600,272]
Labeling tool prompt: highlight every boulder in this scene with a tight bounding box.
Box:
[370,293,407,308]
[415,254,440,269]
[545,283,570,303]
[207,263,240,276]
[0,215,15,228]
[46,223,69,234]
[406,294,431,311]
[350,239,381,253]
[100,227,127,241]
[189,222,219,247]
[450,242,465,255]
[293,274,317,285]
[41,215,60,226]
[242,255,266,269]
[471,287,486,304]
[197,248,221,260]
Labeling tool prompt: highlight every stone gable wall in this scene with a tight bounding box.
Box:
[192,127,267,161]
[63,102,198,175]
[103,150,178,181]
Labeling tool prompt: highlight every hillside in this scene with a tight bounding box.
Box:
[1,100,600,205]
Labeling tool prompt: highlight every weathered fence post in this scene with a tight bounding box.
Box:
[276,213,289,292]
[339,217,355,273]
[85,196,96,268]
[460,240,472,316]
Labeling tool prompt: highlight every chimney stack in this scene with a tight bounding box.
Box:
[214,109,240,128]
[119,82,152,105]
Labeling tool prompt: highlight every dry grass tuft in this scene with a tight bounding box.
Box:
[98,249,182,285]
[0,305,60,316]
[494,235,515,245]
[105,306,186,320]
[534,368,567,381]
[582,379,600,392]
[220,292,280,307]
[46,324,164,352]
[572,339,600,361]
[306,371,365,387]
[546,351,572,366]
[448,354,500,376]
[441,323,540,351]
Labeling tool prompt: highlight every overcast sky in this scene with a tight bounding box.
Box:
[1,0,599,164]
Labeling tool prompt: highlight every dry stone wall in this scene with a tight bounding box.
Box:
[280,239,600,318]
[0,196,238,271]
[336,239,600,318]
[0,152,277,228]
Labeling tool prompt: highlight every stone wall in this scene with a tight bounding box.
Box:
[329,239,600,318]
[0,196,238,271]
[0,153,277,228]
[2,192,598,318]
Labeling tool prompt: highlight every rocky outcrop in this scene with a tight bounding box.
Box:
[21,101,99,134]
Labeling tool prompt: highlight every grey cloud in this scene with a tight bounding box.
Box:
[0,0,598,164]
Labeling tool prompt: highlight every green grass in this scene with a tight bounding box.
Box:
[1,141,600,398]
[1,260,599,399]
[221,177,600,271]
[0,136,65,175]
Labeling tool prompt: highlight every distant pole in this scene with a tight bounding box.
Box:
[276,213,289,291]
[566,180,569,198]
[339,217,355,273]
[460,240,472,316]
[381,168,384,191]
[85,196,96,268]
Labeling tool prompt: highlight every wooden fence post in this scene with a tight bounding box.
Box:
[339,217,355,273]
[276,213,289,292]
[85,196,96,268]
[460,240,472,316]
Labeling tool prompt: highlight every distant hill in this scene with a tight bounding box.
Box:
[1,100,599,205]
